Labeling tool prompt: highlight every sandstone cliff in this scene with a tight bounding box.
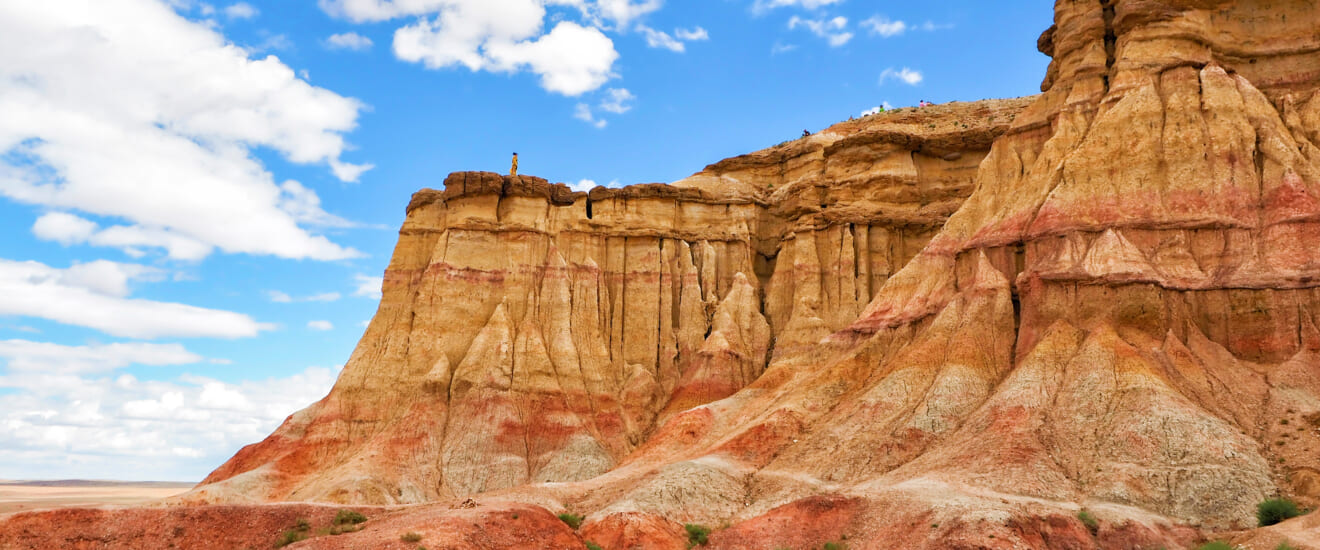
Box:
[187,97,1030,507]
[180,0,1320,547]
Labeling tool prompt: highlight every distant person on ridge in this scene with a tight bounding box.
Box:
[802,129,811,137]
[511,152,518,176]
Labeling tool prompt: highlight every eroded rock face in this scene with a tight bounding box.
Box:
[188,99,1027,507]
[187,0,1320,546]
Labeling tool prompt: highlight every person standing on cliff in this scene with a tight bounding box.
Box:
[510,152,519,176]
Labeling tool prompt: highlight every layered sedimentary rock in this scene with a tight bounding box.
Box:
[188,99,1028,506]
[183,0,1320,547]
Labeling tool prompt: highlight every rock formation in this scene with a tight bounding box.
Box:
[187,97,1031,506]
[166,0,1320,548]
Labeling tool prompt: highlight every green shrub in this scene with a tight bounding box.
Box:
[684,524,711,547]
[1077,509,1099,535]
[275,529,307,547]
[557,512,585,530]
[823,542,847,550]
[1196,542,1233,550]
[401,532,423,543]
[585,542,604,550]
[1275,541,1298,550]
[333,509,367,526]
[294,518,310,532]
[1258,498,1302,527]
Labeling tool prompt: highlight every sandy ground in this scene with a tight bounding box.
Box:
[0,481,194,514]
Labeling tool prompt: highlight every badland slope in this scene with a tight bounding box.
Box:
[5,0,1320,548]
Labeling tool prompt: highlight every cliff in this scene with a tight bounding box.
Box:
[185,97,1031,506]
[171,0,1320,548]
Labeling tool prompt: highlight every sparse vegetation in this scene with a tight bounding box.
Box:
[1195,542,1233,550]
[1258,497,1302,526]
[684,523,711,547]
[294,518,310,532]
[823,541,847,550]
[585,542,604,550]
[557,512,585,530]
[1077,509,1099,535]
[401,532,423,543]
[1275,541,1298,550]
[333,509,367,526]
[275,529,307,547]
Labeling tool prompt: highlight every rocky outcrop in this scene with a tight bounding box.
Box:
[179,0,1320,547]
[188,99,1027,507]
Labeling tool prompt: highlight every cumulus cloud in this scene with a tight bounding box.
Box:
[324,31,373,51]
[307,320,334,331]
[334,0,618,96]
[861,15,905,37]
[0,258,267,339]
[0,364,337,480]
[31,212,98,246]
[0,1,369,261]
[879,67,923,86]
[787,15,852,47]
[771,42,797,55]
[353,274,384,300]
[222,2,257,19]
[752,0,841,13]
[571,179,598,193]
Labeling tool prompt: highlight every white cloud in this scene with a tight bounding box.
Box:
[598,87,634,114]
[636,25,706,53]
[325,31,373,51]
[787,15,852,47]
[752,0,841,13]
[353,274,383,300]
[269,290,341,303]
[60,260,166,298]
[0,1,369,261]
[879,67,923,86]
[861,15,905,37]
[593,0,662,28]
[674,27,707,41]
[0,365,336,480]
[0,340,201,374]
[771,42,797,54]
[307,320,334,331]
[31,212,97,246]
[377,1,619,96]
[574,103,608,128]
[571,179,597,192]
[223,2,257,19]
[637,25,683,52]
[0,258,267,339]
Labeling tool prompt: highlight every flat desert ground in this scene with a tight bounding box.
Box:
[0,480,194,513]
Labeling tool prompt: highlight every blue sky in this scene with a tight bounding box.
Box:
[0,0,1051,481]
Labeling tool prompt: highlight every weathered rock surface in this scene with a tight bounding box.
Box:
[186,97,1030,508]
[10,1,1320,549]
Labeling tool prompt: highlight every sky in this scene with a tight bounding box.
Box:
[0,0,1053,482]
